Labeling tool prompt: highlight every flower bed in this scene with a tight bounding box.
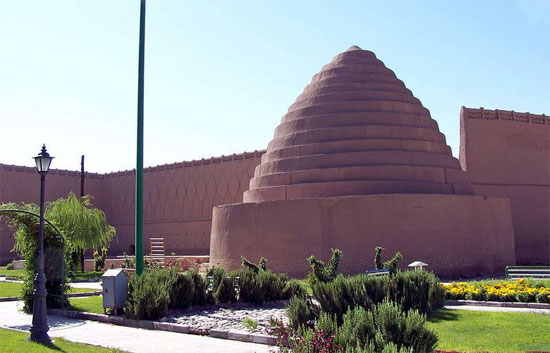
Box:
[443,279,550,303]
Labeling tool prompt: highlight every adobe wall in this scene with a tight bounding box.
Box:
[101,152,263,257]
[0,164,103,263]
[0,152,263,264]
[459,107,550,265]
[210,194,516,278]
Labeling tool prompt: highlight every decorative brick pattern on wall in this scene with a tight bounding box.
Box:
[0,151,264,263]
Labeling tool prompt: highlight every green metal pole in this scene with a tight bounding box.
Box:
[135,0,146,275]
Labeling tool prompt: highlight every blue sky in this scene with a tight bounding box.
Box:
[1,0,548,173]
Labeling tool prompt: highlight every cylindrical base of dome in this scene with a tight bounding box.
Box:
[209,194,516,278]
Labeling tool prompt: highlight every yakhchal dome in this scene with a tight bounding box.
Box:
[210,46,516,278]
[244,45,473,202]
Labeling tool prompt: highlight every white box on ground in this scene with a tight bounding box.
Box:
[102,268,128,314]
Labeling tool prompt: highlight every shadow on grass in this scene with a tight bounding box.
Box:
[427,308,459,323]
[38,341,65,352]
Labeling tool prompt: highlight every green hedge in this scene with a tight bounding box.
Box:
[311,271,444,323]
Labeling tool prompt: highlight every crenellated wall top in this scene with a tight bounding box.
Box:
[462,106,549,125]
[0,150,266,179]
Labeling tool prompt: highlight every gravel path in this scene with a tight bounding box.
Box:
[165,301,288,335]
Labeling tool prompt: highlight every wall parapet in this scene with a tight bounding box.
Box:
[0,150,266,179]
[101,150,266,178]
[462,107,549,125]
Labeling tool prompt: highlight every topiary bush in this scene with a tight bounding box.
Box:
[169,269,195,310]
[231,268,287,305]
[312,274,389,323]
[389,270,445,314]
[273,301,435,353]
[5,262,13,270]
[214,276,237,303]
[282,279,308,300]
[287,295,314,329]
[187,268,210,306]
[307,248,342,285]
[124,268,173,320]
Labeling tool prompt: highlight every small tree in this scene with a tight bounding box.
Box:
[373,246,402,275]
[0,193,115,312]
[307,248,343,285]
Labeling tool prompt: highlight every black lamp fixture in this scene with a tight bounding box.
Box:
[34,145,54,175]
[29,144,53,343]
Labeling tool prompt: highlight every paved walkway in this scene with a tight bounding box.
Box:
[444,304,550,315]
[0,276,102,290]
[0,301,271,353]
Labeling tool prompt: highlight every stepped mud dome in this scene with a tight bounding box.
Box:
[210,46,516,277]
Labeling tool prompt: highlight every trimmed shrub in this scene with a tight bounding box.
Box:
[307,248,342,285]
[214,276,237,303]
[5,263,13,270]
[187,268,210,306]
[335,301,436,353]
[282,279,308,300]
[232,268,287,305]
[312,274,389,323]
[287,295,314,329]
[389,270,444,314]
[124,268,172,320]
[169,269,195,310]
[273,302,434,353]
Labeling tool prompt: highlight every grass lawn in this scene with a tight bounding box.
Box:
[71,271,103,281]
[427,309,550,352]
[1,267,103,282]
[69,295,104,314]
[0,282,99,298]
[0,268,25,280]
[0,327,127,352]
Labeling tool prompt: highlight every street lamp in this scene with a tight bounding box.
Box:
[29,144,53,343]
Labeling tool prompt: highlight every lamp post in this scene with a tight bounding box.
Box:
[29,144,53,343]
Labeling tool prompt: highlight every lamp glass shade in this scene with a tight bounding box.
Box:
[34,145,54,174]
[34,156,52,173]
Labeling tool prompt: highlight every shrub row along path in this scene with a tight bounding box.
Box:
[0,301,271,353]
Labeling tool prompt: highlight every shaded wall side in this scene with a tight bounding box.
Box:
[101,154,263,257]
[0,165,104,264]
[459,107,550,265]
[210,194,516,278]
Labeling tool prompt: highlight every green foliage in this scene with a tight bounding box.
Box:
[0,203,68,312]
[312,274,389,323]
[373,246,402,274]
[1,194,115,313]
[324,301,436,353]
[169,269,195,310]
[383,252,403,275]
[307,248,342,285]
[287,295,314,329]
[47,193,115,252]
[282,279,308,300]
[5,263,13,270]
[231,268,287,305]
[273,302,433,353]
[389,270,445,314]
[241,256,268,273]
[124,268,172,320]
[312,271,443,324]
[187,268,210,306]
[241,317,259,331]
[374,246,384,270]
[214,276,237,303]
[93,247,107,271]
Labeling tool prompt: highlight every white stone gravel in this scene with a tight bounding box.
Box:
[164,301,288,335]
